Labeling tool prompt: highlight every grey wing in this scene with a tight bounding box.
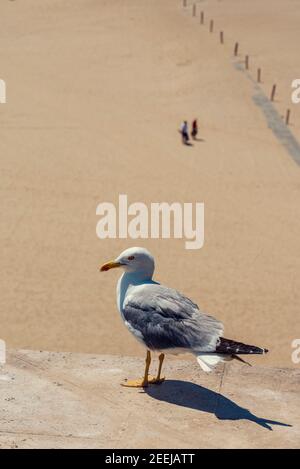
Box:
[123,284,224,352]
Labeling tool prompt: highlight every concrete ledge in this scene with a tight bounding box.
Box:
[0,350,299,448]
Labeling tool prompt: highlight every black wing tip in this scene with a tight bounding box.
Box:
[217,338,269,355]
[256,347,269,354]
[240,345,269,355]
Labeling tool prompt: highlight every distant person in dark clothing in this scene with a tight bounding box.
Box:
[180,121,189,145]
[191,118,198,140]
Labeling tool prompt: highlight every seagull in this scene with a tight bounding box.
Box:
[100,247,268,388]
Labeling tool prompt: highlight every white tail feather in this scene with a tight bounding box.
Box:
[196,354,232,373]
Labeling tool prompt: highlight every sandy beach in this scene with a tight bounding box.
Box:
[1,0,300,368]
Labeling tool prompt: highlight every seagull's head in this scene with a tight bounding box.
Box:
[100,247,155,279]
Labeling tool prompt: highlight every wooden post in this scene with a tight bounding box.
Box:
[245,55,249,70]
[209,20,214,33]
[234,42,239,56]
[220,31,224,44]
[193,4,196,16]
[285,109,291,125]
[271,84,276,102]
[200,11,204,24]
[257,68,261,83]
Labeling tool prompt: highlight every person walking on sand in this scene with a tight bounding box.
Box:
[180,120,189,145]
[191,118,198,140]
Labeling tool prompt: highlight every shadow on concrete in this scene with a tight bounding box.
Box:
[234,61,300,167]
[146,380,292,431]
[252,91,300,166]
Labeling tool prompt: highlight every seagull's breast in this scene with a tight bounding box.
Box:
[117,273,155,315]
[116,273,154,348]
[116,274,137,318]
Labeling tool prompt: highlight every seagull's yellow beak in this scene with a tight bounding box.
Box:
[99,261,122,272]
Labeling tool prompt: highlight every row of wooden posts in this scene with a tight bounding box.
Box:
[184,1,291,126]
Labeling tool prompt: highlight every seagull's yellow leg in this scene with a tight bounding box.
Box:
[122,350,154,388]
[149,353,165,385]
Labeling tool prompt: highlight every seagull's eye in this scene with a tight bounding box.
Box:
[128,256,135,261]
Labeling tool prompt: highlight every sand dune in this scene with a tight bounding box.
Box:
[1,0,300,367]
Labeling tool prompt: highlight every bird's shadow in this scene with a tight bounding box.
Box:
[145,380,292,431]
